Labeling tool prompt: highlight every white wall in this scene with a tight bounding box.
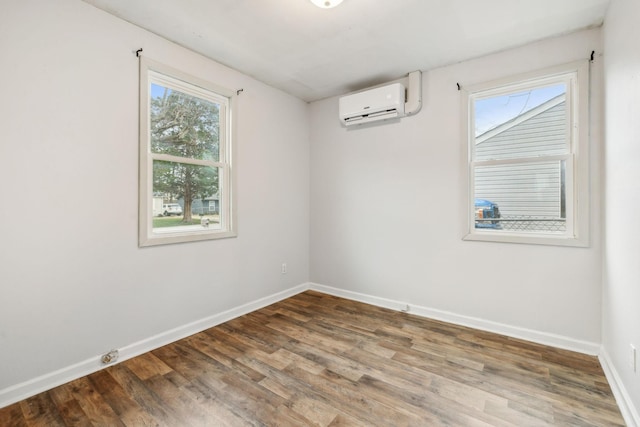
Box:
[310,29,604,349]
[3,0,635,418]
[603,0,640,421]
[0,0,309,396]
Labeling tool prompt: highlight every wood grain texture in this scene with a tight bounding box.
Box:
[0,291,625,426]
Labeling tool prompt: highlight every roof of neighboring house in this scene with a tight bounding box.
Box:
[476,94,566,145]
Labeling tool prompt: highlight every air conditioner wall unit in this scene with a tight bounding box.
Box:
[339,83,406,126]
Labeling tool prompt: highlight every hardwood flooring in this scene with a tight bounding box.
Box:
[0,291,625,426]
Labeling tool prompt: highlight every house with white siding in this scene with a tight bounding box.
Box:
[474,94,567,231]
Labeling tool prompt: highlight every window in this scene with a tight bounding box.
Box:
[463,61,589,246]
[139,58,236,246]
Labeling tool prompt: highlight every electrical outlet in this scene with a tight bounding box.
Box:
[101,349,119,365]
[631,344,637,372]
[281,263,287,274]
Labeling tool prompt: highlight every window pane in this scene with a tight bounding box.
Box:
[474,160,566,233]
[474,83,567,161]
[150,83,220,162]
[152,160,221,232]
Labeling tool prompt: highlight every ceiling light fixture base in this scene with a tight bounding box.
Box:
[310,0,344,9]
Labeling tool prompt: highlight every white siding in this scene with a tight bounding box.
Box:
[476,100,566,160]
[475,161,562,217]
[475,99,566,218]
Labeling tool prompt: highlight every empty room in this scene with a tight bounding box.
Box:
[1,0,639,425]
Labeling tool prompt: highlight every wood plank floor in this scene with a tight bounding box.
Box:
[0,291,625,426]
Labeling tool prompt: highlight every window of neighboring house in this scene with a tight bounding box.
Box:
[139,57,236,246]
[463,61,589,246]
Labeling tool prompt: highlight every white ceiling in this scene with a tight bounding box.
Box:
[82,0,610,102]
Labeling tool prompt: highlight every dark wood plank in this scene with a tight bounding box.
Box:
[20,392,67,427]
[0,290,626,426]
[67,376,126,426]
[88,369,161,426]
[0,403,28,427]
[47,382,93,427]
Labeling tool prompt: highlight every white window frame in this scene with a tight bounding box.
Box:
[462,60,590,247]
[139,57,237,247]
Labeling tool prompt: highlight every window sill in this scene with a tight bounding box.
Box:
[463,230,589,248]
[139,229,237,247]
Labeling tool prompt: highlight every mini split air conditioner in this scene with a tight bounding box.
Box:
[339,83,405,126]
[338,71,422,127]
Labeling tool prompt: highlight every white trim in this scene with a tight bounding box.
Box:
[0,283,309,409]
[462,60,590,248]
[599,348,640,427]
[138,56,237,247]
[1,283,613,412]
[309,283,600,355]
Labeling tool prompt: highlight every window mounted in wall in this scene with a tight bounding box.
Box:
[462,61,589,246]
[139,58,236,246]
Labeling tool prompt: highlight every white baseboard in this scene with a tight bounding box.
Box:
[311,283,635,423]
[309,283,601,355]
[599,348,640,427]
[0,283,309,409]
[0,282,610,411]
